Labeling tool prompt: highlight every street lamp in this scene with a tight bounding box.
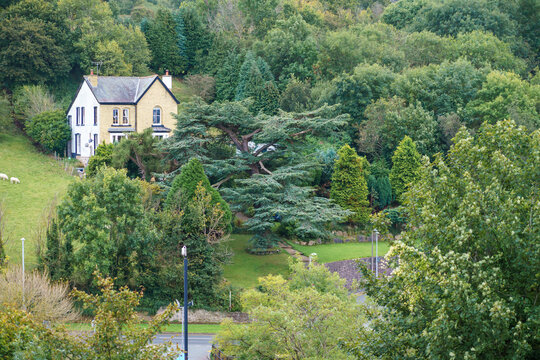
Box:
[21,238,25,311]
[182,245,188,360]
[374,229,379,278]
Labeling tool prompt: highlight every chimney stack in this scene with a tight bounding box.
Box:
[162,70,172,90]
[89,69,98,87]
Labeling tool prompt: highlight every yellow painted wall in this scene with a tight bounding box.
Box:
[136,81,178,131]
[99,104,136,144]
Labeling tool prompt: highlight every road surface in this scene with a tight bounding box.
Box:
[153,333,214,360]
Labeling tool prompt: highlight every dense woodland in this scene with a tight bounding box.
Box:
[0,0,539,359]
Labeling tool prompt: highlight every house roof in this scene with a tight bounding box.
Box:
[81,75,179,105]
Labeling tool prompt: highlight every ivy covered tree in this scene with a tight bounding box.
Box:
[357,120,539,359]
[389,136,422,201]
[330,144,370,226]
[162,99,350,247]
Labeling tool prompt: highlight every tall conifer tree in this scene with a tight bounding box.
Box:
[389,136,422,201]
[330,144,370,225]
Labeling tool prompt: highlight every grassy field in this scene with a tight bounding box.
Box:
[0,133,75,266]
[223,234,290,288]
[65,323,221,334]
[290,241,391,263]
[171,77,197,104]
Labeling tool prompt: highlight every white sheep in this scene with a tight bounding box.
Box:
[10,177,20,184]
[0,173,8,181]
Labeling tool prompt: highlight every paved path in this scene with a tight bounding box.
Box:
[152,334,214,360]
[279,243,310,264]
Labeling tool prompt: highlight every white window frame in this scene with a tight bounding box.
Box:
[111,134,126,143]
[81,107,85,126]
[76,107,80,126]
[122,109,129,125]
[153,107,161,125]
[74,133,81,154]
[113,109,119,125]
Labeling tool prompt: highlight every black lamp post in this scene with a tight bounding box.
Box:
[182,245,188,360]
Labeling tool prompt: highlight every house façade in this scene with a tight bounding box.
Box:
[66,71,179,162]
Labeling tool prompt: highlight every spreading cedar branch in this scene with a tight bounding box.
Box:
[161,99,349,187]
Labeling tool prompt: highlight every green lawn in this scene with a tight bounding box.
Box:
[0,133,75,266]
[290,241,391,263]
[65,323,221,334]
[223,234,290,288]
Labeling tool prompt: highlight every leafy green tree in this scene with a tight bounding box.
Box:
[56,167,150,289]
[358,120,539,359]
[330,145,370,225]
[255,14,318,82]
[238,0,278,37]
[279,76,312,112]
[143,9,187,75]
[215,260,366,359]
[358,97,441,160]
[0,15,70,87]
[326,63,396,124]
[402,30,456,67]
[87,143,114,176]
[393,59,486,117]
[166,158,232,235]
[465,70,540,130]
[94,40,131,76]
[25,110,71,154]
[389,136,422,201]
[12,85,58,124]
[381,0,427,30]
[112,128,163,181]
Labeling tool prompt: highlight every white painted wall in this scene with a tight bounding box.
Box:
[67,81,100,158]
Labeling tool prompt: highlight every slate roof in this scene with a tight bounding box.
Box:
[81,75,179,105]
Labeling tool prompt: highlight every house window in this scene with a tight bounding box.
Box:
[153,107,161,125]
[93,134,98,152]
[122,109,129,125]
[111,134,126,143]
[93,106,98,126]
[76,107,80,126]
[113,109,119,125]
[74,133,81,154]
[81,107,85,126]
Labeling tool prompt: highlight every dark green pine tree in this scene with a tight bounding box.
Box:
[44,219,61,280]
[215,52,242,101]
[166,158,232,233]
[367,160,393,209]
[330,144,371,226]
[389,136,422,202]
[178,4,211,71]
[173,11,188,71]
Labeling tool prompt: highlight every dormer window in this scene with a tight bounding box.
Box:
[122,109,129,125]
[113,109,119,125]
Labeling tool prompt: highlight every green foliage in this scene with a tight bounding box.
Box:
[367,160,393,209]
[0,0,70,87]
[178,2,212,72]
[389,135,422,201]
[238,0,279,37]
[215,260,365,359]
[143,9,187,75]
[392,59,486,117]
[0,94,12,133]
[358,97,441,160]
[359,120,539,359]
[215,51,243,101]
[402,30,455,67]
[25,110,71,154]
[235,51,277,114]
[12,84,59,124]
[330,144,370,225]
[56,167,149,289]
[87,143,114,176]
[166,157,232,235]
[465,70,540,130]
[112,128,163,181]
[255,14,318,83]
[326,63,396,123]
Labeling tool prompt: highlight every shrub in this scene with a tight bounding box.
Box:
[12,85,58,123]
[0,267,78,323]
[86,143,114,176]
[25,110,71,154]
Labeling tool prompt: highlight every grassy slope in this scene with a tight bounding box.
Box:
[0,132,74,266]
[291,241,391,263]
[223,234,290,288]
